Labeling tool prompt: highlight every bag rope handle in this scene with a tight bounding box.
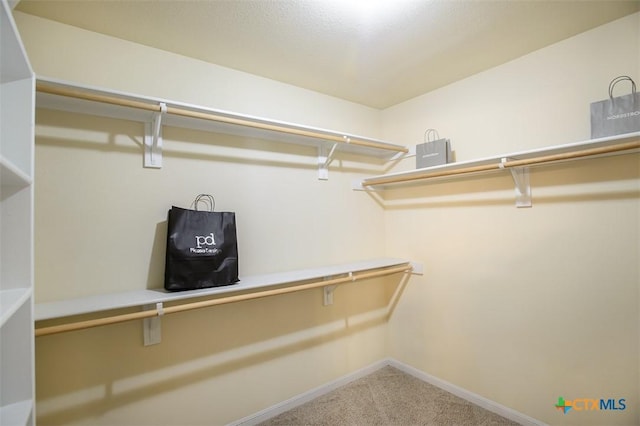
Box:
[192,194,215,211]
[423,128,440,143]
[419,129,442,156]
[609,75,636,100]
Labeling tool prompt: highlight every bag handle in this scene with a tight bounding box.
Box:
[192,194,215,211]
[423,128,440,143]
[609,75,636,100]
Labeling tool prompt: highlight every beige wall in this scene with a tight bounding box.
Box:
[16,11,395,426]
[15,13,382,135]
[15,8,640,426]
[382,12,639,426]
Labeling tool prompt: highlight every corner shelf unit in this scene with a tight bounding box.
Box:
[355,132,640,207]
[35,77,408,178]
[35,258,419,344]
[1,0,35,424]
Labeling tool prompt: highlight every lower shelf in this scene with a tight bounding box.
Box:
[0,399,33,426]
[35,258,420,337]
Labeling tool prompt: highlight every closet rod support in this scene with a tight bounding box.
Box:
[319,136,352,179]
[317,143,334,180]
[323,142,339,169]
[323,271,357,305]
[501,158,531,208]
[323,284,337,306]
[409,261,424,275]
[143,302,163,346]
[144,102,166,168]
[390,145,416,162]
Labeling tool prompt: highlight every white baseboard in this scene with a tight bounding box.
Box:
[387,359,547,426]
[231,358,546,426]
[229,359,390,426]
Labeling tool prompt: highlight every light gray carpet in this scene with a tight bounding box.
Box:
[259,366,521,426]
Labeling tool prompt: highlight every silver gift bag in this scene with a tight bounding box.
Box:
[416,129,452,169]
[590,75,640,139]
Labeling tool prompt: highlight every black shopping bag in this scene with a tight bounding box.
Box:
[164,194,239,291]
[590,75,640,139]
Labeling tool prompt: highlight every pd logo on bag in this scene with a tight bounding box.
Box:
[191,232,219,255]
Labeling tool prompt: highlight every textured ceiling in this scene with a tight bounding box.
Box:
[15,0,640,109]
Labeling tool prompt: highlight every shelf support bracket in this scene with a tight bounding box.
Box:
[389,145,416,162]
[501,158,531,208]
[144,102,166,168]
[143,302,163,346]
[318,142,338,180]
[409,261,424,275]
[323,284,337,306]
[323,271,354,305]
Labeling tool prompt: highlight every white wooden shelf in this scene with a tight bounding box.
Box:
[35,77,408,176]
[36,258,415,322]
[35,258,420,342]
[1,0,35,422]
[0,399,33,426]
[0,288,31,328]
[0,2,30,85]
[355,132,640,207]
[1,156,32,189]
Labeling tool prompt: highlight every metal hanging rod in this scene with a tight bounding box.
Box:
[362,139,640,187]
[36,82,408,154]
[34,263,413,337]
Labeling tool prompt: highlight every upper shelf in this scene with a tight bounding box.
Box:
[35,77,408,173]
[354,132,640,208]
[356,132,640,188]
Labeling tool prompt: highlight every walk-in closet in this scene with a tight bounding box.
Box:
[1,1,638,425]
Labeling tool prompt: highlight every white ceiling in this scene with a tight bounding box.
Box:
[15,0,640,109]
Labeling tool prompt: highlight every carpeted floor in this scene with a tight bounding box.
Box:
[258,366,521,426]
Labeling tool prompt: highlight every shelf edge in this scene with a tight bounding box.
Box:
[0,155,33,188]
[35,258,411,321]
[35,76,408,159]
[0,288,32,328]
[0,399,33,426]
[360,131,640,188]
